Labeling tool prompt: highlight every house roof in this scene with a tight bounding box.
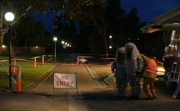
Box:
[140,6,180,33]
[152,6,180,24]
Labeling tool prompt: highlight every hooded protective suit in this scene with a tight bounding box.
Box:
[124,42,144,99]
[111,47,127,98]
[112,47,126,78]
[125,42,144,75]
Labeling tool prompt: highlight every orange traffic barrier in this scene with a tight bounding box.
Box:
[16,66,21,93]
[76,55,79,65]
[33,57,36,68]
[12,58,16,73]
[42,55,44,65]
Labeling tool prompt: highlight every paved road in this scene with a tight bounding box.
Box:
[0,65,180,111]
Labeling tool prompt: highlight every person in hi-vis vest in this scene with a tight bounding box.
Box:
[141,54,158,100]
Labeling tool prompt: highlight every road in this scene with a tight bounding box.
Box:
[0,64,180,111]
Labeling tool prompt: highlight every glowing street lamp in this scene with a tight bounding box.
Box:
[61,40,65,44]
[109,46,112,49]
[53,37,57,62]
[5,12,15,22]
[5,12,15,90]
[109,35,112,39]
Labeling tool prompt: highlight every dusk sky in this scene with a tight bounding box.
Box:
[31,0,180,33]
[121,0,180,22]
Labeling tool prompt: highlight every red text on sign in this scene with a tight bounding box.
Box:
[56,81,73,86]
[61,75,68,80]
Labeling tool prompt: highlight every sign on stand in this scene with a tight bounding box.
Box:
[53,73,77,98]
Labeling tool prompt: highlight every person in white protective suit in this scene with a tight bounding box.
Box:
[111,47,127,99]
[124,42,144,100]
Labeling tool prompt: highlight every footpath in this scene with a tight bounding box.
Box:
[0,65,110,111]
[0,65,180,111]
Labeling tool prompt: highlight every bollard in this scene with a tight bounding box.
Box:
[16,66,21,93]
[33,57,36,68]
[42,55,45,65]
[76,55,79,65]
[11,58,16,73]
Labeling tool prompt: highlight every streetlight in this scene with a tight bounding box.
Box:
[61,40,72,52]
[53,37,57,62]
[5,12,15,90]
[61,40,64,44]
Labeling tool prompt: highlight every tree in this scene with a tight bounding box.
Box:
[104,0,126,50]
[52,15,78,53]
[124,8,140,34]
[0,0,49,54]
[3,15,46,57]
[0,0,145,55]
[105,0,126,33]
[62,0,109,55]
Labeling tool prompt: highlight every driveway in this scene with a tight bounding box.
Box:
[0,65,180,111]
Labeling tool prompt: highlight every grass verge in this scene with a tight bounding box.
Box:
[0,61,55,90]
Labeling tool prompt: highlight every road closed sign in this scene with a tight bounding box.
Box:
[54,73,77,88]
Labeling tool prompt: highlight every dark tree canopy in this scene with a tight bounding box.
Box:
[0,0,146,55]
[105,0,126,33]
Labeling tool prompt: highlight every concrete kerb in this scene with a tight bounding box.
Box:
[23,65,59,91]
[84,64,108,87]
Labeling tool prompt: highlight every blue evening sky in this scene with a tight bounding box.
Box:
[121,0,180,22]
[31,0,180,33]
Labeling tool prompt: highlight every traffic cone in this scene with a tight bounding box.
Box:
[76,55,79,65]
[11,58,16,73]
[33,57,36,68]
[42,55,45,65]
[16,66,21,93]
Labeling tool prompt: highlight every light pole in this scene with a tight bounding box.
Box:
[53,37,57,62]
[5,12,15,90]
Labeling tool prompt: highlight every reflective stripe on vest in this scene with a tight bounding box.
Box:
[144,58,158,74]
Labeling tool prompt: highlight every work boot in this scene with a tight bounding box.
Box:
[133,96,139,100]
[127,96,139,100]
[153,96,157,99]
[144,97,154,100]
